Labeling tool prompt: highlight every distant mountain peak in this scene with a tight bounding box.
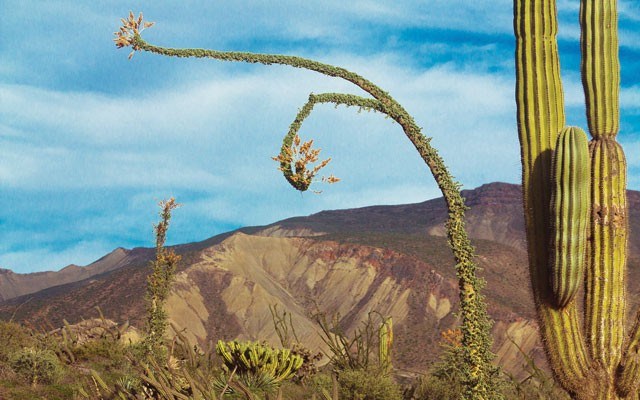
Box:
[461,182,522,207]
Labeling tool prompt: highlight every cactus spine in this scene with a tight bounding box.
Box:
[516,0,633,398]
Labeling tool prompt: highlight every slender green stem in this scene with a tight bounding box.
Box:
[278,93,387,190]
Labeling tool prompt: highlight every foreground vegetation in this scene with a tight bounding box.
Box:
[0,194,572,400]
[0,199,565,398]
[0,316,570,399]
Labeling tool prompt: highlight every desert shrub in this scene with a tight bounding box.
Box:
[9,347,64,386]
[409,374,462,400]
[337,368,403,400]
[0,322,36,361]
[75,336,128,365]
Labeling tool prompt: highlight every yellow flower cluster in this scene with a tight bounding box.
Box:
[272,133,339,192]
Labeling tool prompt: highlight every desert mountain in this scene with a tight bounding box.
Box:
[2,182,640,379]
[0,247,151,302]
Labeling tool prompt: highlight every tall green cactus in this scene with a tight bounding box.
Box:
[378,317,393,373]
[515,0,635,398]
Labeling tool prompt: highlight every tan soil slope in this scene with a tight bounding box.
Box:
[165,232,543,378]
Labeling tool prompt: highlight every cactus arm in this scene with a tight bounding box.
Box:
[378,317,393,372]
[549,127,590,308]
[514,0,595,395]
[216,340,234,366]
[587,138,627,373]
[580,0,620,139]
[247,344,259,369]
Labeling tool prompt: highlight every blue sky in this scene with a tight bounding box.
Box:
[1,1,639,273]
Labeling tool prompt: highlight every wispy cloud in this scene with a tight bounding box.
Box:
[0,1,638,273]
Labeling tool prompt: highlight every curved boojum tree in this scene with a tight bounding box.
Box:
[115,11,500,399]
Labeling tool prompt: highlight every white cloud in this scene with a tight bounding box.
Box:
[2,49,522,195]
[0,52,515,189]
[2,0,637,274]
[619,1,640,22]
[621,86,640,113]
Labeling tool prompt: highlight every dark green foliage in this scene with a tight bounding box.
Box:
[270,304,323,385]
[80,326,215,399]
[0,318,140,398]
[410,331,467,400]
[407,337,572,400]
[312,311,404,400]
[411,374,464,400]
[314,310,394,373]
[0,321,36,362]
[337,368,403,400]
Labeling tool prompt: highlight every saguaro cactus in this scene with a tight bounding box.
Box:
[115,11,500,399]
[378,317,393,373]
[515,0,635,398]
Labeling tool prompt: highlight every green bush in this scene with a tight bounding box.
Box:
[0,322,36,361]
[9,347,64,386]
[410,375,463,400]
[337,368,402,400]
[75,337,127,364]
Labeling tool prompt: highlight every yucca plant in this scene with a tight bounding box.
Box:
[515,0,635,398]
[115,11,500,399]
